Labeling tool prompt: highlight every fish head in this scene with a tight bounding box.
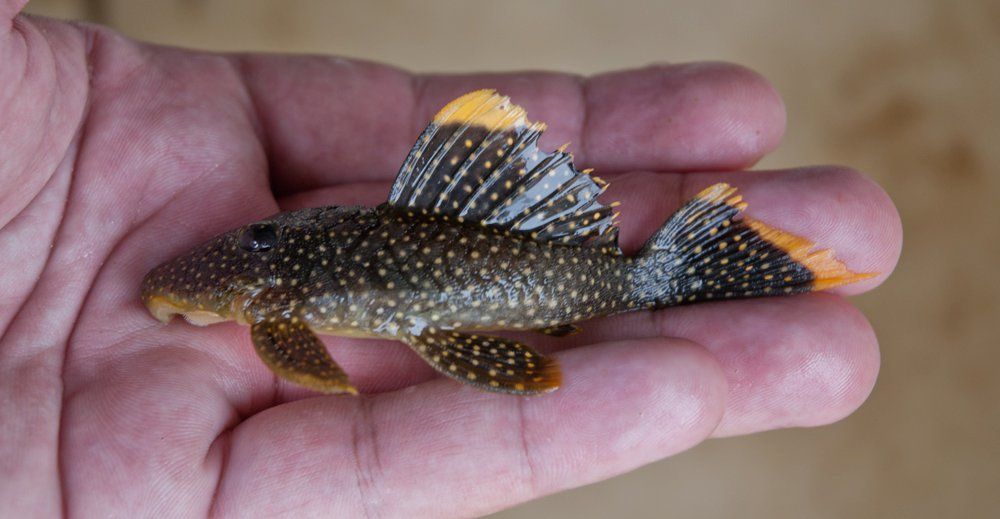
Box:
[140,208,336,326]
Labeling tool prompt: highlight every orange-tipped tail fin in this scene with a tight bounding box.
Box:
[743,218,876,291]
[635,183,875,307]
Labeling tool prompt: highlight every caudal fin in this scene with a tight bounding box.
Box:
[633,183,874,308]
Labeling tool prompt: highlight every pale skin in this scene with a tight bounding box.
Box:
[0,3,902,517]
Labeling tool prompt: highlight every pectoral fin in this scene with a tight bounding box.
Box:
[250,317,358,395]
[404,329,561,395]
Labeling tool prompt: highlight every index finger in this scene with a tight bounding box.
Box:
[236,58,786,194]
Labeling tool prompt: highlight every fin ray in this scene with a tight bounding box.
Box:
[389,89,618,249]
[636,183,874,306]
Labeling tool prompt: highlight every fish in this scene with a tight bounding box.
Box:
[141,89,873,395]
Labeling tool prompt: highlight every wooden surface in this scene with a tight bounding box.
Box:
[24,0,1000,517]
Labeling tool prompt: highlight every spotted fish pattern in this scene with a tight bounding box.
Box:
[142,90,872,395]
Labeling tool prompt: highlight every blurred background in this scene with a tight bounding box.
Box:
[23,0,998,517]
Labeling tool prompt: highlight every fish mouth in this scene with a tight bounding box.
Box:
[143,293,255,327]
[144,296,229,326]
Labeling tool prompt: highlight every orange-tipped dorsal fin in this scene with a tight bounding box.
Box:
[388,90,620,250]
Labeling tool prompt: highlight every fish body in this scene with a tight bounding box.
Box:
[142,90,871,395]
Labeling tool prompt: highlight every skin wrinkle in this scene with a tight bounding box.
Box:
[33,25,110,519]
[229,54,271,154]
[231,54,290,197]
[53,27,126,516]
[0,27,26,117]
[54,129,90,519]
[516,396,540,500]
[350,396,384,519]
[409,74,429,153]
[69,23,148,119]
[0,152,70,341]
[674,171,691,234]
[0,20,43,224]
[1,19,66,227]
[576,74,592,169]
[205,427,233,518]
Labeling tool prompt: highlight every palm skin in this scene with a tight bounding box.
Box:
[0,5,901,518]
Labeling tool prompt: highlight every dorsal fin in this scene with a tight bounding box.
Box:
[388,89,620,249]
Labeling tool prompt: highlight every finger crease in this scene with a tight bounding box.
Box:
[351,396,385,519]
[576,74,592,167]
[516,397,540,498]
[206,426,235,517]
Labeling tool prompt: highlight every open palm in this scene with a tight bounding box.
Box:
[1,6,901,517]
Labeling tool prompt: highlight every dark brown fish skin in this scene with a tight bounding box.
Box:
[141,204,638,339]
[141,181,870,395]
[141,87,872,395]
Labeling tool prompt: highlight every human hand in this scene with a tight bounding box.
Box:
[0,5,901,517]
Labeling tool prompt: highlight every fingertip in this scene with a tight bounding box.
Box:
[535,338,727,465]
[672,62,787,166]
[765,165,902,295]
[702,294,882,436]
[827,166,903,294]
[715,62,787,163]
[644,338,729,436]
[791,294,881,428]
[641,338,728,427]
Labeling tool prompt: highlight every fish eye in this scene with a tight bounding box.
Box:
[239,223,279,252]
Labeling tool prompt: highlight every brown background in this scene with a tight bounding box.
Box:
[24,0,999,517]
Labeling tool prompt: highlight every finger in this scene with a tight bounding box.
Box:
[213,339,727,518]
[236,58,786,194]
[693,295,880,436]
[582,62,785,172]
[557,293,880,437]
